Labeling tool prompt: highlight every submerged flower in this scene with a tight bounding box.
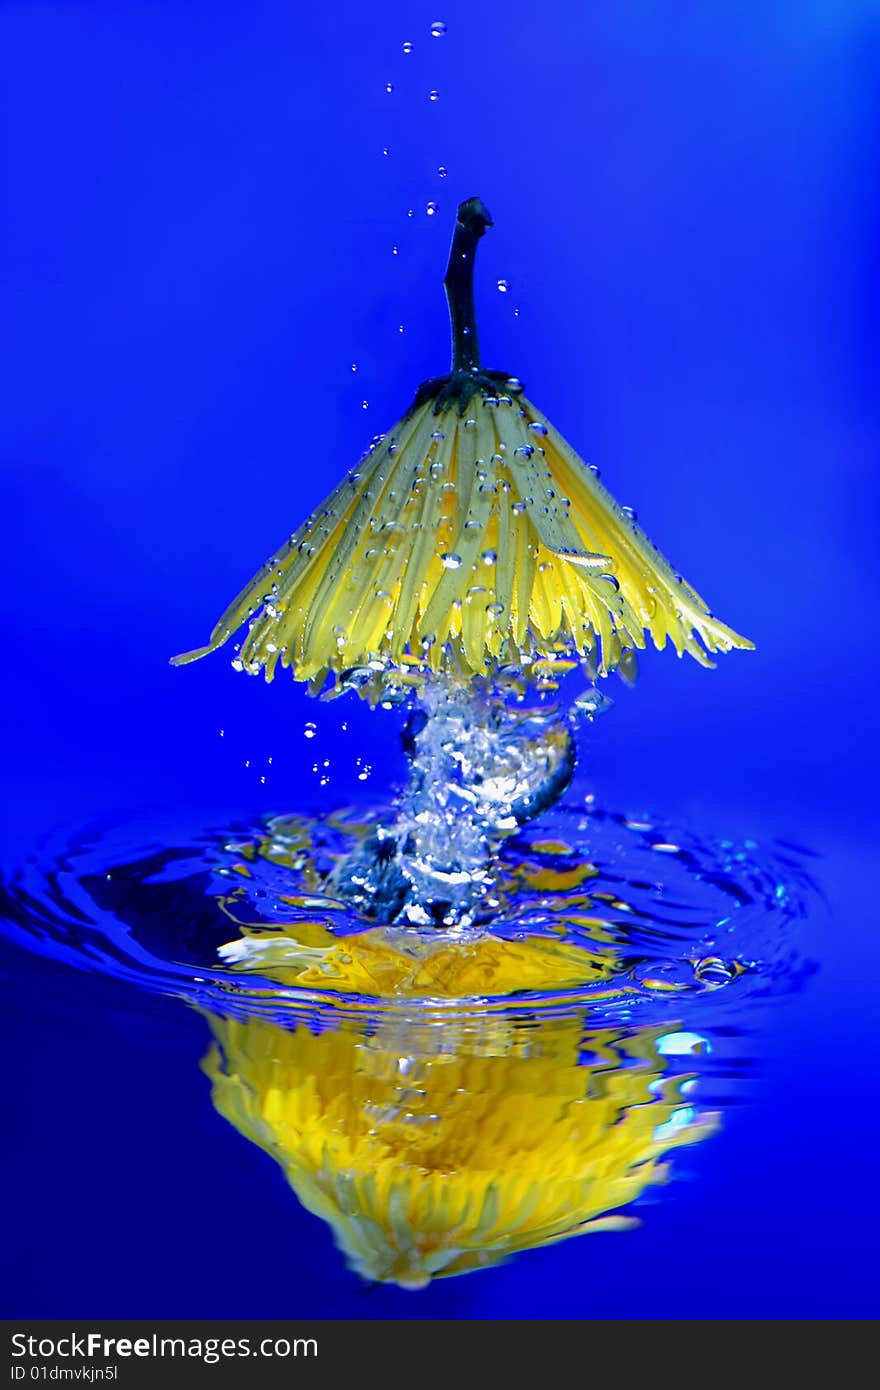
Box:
[172,198,751,695]
[205,1011,718,1287]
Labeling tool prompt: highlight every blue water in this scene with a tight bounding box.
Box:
[3,0,879,1318]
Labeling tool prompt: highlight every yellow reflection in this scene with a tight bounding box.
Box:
[204,1007,718,1288]
[216,919,627,999]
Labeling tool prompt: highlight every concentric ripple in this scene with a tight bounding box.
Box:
[0,796,819,1025]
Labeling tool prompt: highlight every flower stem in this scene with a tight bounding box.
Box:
[444,197,493,373]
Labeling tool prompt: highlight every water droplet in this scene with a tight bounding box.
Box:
[573,688,613,722]
[402,40,413,53]
[426,201,438,216]
[441,552,462,569]
[437,165,448,178]
[303,722,317,739]
[694,957,735,988]
[657,1031,710,1057]
[428,89,439,101]
[481,549,497,566]
[430,20,447,37]
[497,278,510,293]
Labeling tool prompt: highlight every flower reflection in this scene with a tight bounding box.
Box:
[204,1006,718,1288]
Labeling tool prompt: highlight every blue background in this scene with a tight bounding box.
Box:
[2,0,878,1318]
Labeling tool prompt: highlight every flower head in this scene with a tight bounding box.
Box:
[173,199,751,697]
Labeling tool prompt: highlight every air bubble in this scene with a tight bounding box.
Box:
[481,549,497,566]
[437,165,448,178]
[622,506,638,521]
[441,553,462,569]
[426,201,438,216]
[430,20,447,36]
[402,40,413,53]
[385,82,393,93]
[497,278,510,293]
[428,89,439,101]
[588,464,600,477]
[528,421,548,435]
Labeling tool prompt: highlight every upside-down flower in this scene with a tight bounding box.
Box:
[205,1009,718,1287]
[173,198,751,696]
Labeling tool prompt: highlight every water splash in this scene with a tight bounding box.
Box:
[334,680,576,927]
[0,759,819,1287]
[0,787,817,1024]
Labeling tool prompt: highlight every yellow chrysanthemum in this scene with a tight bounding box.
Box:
[173,198,751,694]
[205,1011,718,1287]
[216,918,624,999]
